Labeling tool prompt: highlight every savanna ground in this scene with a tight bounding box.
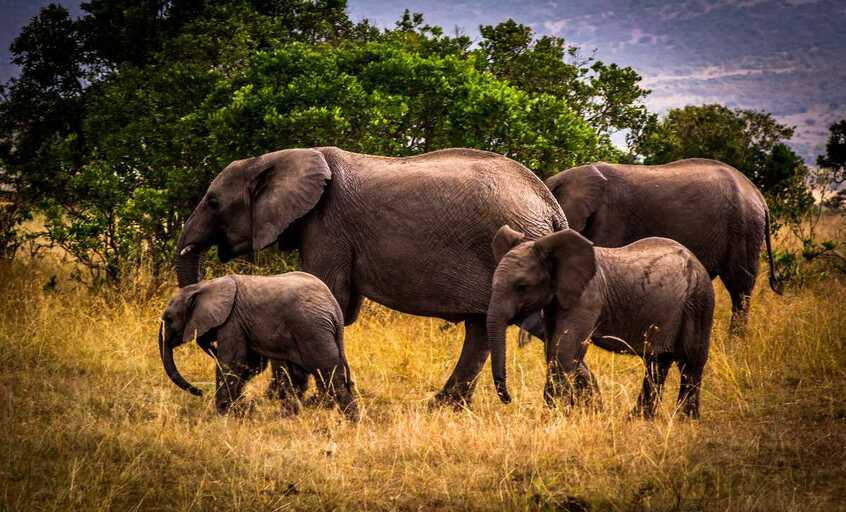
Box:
[1,217,845,511]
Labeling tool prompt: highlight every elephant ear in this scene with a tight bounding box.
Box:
[250,148,332,251]
[534,229,596,310]
[546,165,607,232]
[182,277,237,343]
[492,225,527,262]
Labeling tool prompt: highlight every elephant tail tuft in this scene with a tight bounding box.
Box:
[764,210,784,295]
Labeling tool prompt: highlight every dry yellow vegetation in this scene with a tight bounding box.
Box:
[1,222,845,511]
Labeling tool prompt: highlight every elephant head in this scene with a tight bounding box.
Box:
[159,276,237,395]
[487,226,596,403]
[545,164,607,232]
[176,149,331,287]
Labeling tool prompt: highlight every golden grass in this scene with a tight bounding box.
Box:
[2,226,845,511]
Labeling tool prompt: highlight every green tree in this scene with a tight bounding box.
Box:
[817,119,846,185]
[475,19,652,152]
[0,4,632,282]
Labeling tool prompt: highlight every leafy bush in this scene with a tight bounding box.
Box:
[1,2,648,283]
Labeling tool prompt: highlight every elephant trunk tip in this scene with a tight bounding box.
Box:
[494,379,512,404]
[770,276,785,295]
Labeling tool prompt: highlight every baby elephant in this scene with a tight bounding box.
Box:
[487,226,715,419]
[159,272,358,421]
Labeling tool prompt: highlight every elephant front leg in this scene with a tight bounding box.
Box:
[215,351,263,415]
[543,312,599,410]
[433,319,488,408]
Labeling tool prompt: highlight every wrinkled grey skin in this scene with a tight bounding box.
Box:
[159,272,358,421]
[489,226,715,419]
[537,158,781,337]
[175,147,569,406]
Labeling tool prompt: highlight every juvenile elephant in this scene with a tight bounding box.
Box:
[159,272,358,421]
[175,147,568,405]
[488,226,715,419]
[544,158,781,333]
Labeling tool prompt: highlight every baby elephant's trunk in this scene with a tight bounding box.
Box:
[159,323,203,396]
[486,310,512,404]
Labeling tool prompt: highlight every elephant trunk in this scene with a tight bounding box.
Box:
[175,249,204,288]
[487,308,512,404]
[159,323,203,396]
[175,207,212,287]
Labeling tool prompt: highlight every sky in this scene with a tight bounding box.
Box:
[2,0,844,163]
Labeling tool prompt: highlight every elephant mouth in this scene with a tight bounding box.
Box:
[217,239,253,263]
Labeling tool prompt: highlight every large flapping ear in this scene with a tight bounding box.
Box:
[492,225,527,263]
[545,164,607,232]
[250,148,332,251]
[182,276,237,343]
[534,229,596,310]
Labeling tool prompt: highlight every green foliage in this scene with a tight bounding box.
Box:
[0,2,645,283]
[475,19,652,154]
[817,119,846,186]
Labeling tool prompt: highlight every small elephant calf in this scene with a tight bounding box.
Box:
[159,272,358,420]
[487,226,715,419]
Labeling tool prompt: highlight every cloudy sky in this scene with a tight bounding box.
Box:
[2,0,844,162]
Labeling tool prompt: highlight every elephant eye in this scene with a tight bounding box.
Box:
[207,196,220,209]
[514,282,528,292]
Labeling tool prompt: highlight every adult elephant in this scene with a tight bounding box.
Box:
[175,146,568,405]
[541,158,782,333]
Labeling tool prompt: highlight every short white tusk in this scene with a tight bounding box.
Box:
[179,245,194,256]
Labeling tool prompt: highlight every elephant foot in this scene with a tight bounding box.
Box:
[303,393,335,409]
[729,320,748,339]
[265,377,284,400]
[430,389,473,411]
[543,377,602,412]
[216,399,254,417]
[628,405,657,421]
[338,398,360,422]
[279,398,302,417]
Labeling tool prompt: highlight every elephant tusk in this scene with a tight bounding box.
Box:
[179,245,195,256]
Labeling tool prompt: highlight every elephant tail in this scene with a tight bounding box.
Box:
[764,209,784,295]
[333,312,354,390]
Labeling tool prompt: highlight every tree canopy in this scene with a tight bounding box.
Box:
[0,0,819,284]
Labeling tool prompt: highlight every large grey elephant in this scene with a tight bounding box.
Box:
[175,147,568,405]
[159,272,358,420]
[488,226,715,418]
[543,158,781,333]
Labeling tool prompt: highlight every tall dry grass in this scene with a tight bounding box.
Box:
[1,222,845,511]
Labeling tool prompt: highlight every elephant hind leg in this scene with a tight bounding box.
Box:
[313,365,359,421]
[271,361,310,416]
[632,353,673,419]
[673,286,713,419]
[720,241,762,335]
[676,361,704,419]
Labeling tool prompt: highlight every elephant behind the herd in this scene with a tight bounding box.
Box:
[545,158,782,332]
